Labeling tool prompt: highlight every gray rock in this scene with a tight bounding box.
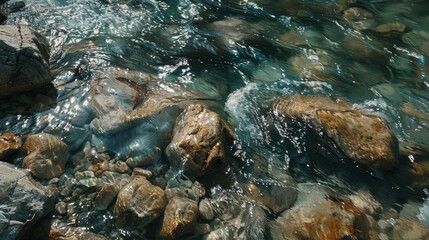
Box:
[199,199,214,221]
[0,25,51,98]
[244,176,297,214]
[0,132,21,161]
[94,184,119,210]
[160,197,198,239]
[166,104,236,177]
[271,94,399,170]
[113,176,167,229]
[22,133,69,179]
[0,161,55,240]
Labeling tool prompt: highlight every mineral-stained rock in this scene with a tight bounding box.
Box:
[166,104,236,177]
[160,197,198,239]
[22,133,69,179]
[0,25,51,98]
[0,132,21,161]
[272,184,379,240]
[271,94,399,170]
[0,161,55,239]
[113,176,167,229]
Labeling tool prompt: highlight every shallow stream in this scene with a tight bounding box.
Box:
[1,0,429,239]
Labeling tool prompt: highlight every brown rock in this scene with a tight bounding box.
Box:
[273,184,379,240]
[160,197,198,239]
[113,176,167,229]
[22,133,69,179]
[166,104,236,177]
[49,226,107,240]
[271,94,399,170]
[0,132,21,161]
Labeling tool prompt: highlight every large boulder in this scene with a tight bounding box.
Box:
[0,24,51,98]
[0,161,55,240]
[0,132,21,161]
[160,197,198,239]
[166,104,236,177]
[113,176,167,229]
[22,133,69,179]
[271,94,399,171]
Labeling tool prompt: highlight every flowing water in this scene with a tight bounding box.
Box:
[1,0,429,239]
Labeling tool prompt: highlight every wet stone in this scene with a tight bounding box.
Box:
[164,187,188,200]
[0,132,21,161]
[49,226,107,240]
[160,197,199,239]
[22,133,70,179]
[199,199,214,221]
[271,94,399,171]
[166,103,236,177]
[114,176,167,229]
[94,184,119,210]
[131,167,153,179]
[244,176,297,214]
[273,184,379,240]
[0,24,51,98]
[55,201,67,216]
[0,162,55,239]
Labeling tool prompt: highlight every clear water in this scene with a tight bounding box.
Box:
[1,0,429,239]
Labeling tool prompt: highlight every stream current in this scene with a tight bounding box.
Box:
[1,0,429,239]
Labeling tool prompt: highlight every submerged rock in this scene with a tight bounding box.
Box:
[166,104,236,177]
[49,226,107,240]
[0,25,51,98]
[271,94,399,171]
[0,132,21,161]
[0,161,55,239]
[273,184,379,240]
[113,176,167,229]
[160,197,198,239]
[22,133,70,179]
[244,175,297,214]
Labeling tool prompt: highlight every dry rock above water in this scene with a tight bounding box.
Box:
[0,161,55,240]
[22,133,69,179]
[113,176,167,229]
[0,24,51,98]
[166,103,236,177]
[271,94,399,171]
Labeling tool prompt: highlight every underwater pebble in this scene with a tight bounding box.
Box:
[131,167,153,179]
[199,199,214,221]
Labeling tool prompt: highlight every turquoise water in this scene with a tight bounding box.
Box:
[1,0,429,239]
